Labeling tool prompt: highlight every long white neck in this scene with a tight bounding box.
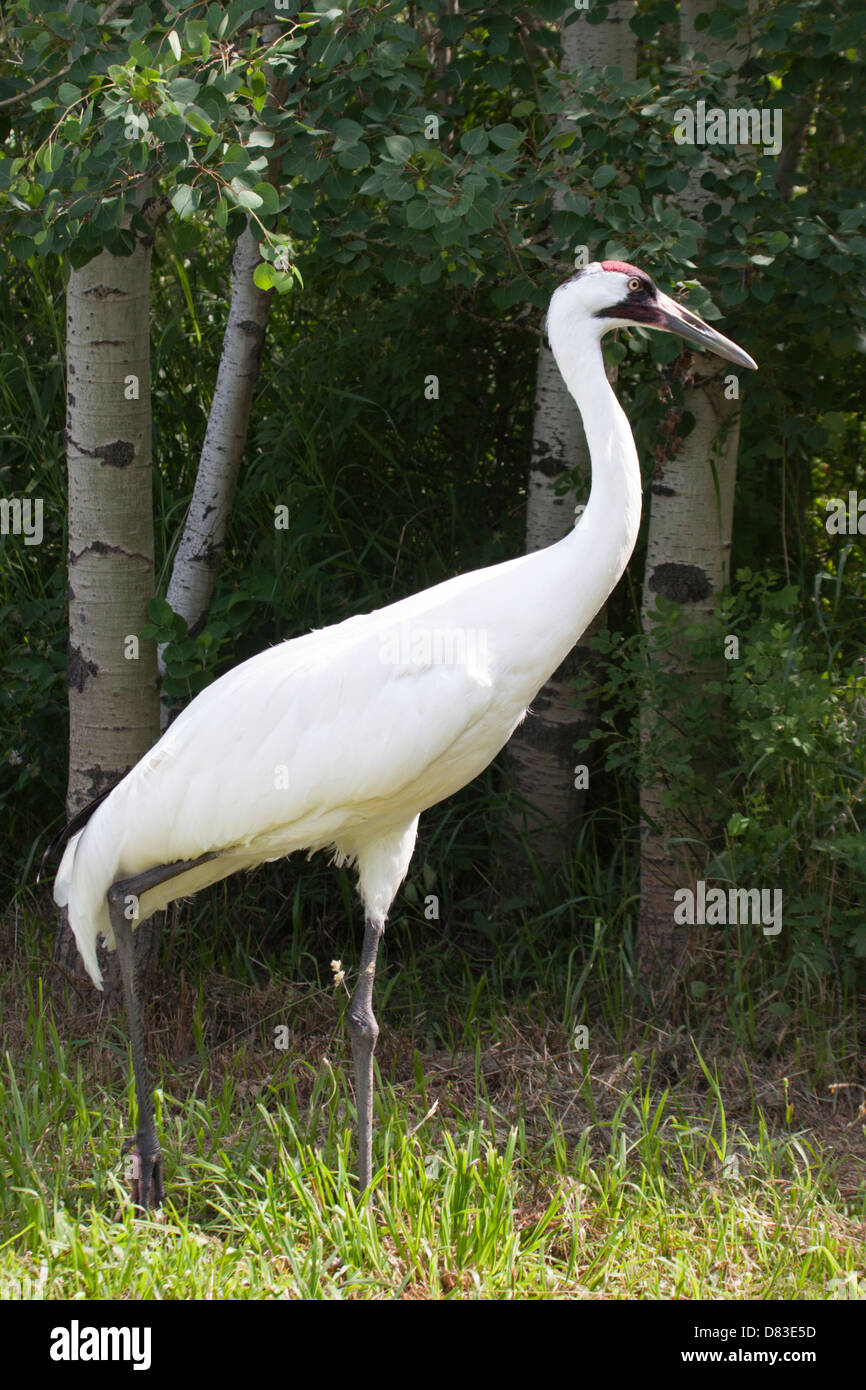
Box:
[547,321,643,629]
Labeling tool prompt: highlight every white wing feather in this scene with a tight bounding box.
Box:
[55,545,571,988]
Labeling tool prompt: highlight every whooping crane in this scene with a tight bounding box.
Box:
[50,262,756,1207]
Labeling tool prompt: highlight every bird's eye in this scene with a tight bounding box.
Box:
[627,277,642,292]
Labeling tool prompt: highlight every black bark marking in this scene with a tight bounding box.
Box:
[67,643,98,692]
[96,440,135,468]
[531,437,563,478]
[65,437,135,467]
[649,562,713,604]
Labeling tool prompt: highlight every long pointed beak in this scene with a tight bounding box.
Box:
[655,291,757,370]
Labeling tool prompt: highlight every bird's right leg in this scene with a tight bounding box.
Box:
[107,853,218,1212]
[348,915,384,1193]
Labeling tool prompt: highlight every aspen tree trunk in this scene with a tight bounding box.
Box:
[159,25,287,722]
[509,3,636,865]
[636,0,748,988]
[637,363,742,981]
[159,223,271,693]
[54,188,165,995]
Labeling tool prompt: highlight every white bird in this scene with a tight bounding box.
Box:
[50,261,756,1207]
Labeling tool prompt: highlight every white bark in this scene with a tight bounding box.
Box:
[638,363,743,983]
[643,364,739,612]
[65,190,160,813]
[160,24,286,700]
[59,186,164,994]
[679,0,751,216]
[637,0,749,985]
[161,224,271,656]
[573,0,638,69]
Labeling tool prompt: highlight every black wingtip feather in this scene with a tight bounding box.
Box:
[36,782,121,884]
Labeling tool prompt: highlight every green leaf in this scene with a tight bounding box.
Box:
[765,231,790,252]
[551,210,583,239]
[489,123,521,149]
[252,182,279,214]
[168,78,201,102]
[130,40,154,68]
[384,135,414,164]
[233,186,264,209]
[170,185,201,219]
[390,258,415,286]
[358,170,388,196]
[147,597,176,626]
[562,191,590,216]
[152,115,186,142]
[406,198,432,228]
[460,128,488,156]
[466,198,494,230]
[36,144,64,173]
[592,165,619,188]
[185,109,216,138]
[333,118,365,142]
[337,144,370,170]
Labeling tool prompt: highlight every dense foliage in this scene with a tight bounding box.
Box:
[0,1,863,1004]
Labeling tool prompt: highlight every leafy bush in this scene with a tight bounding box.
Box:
[580,570,866,988]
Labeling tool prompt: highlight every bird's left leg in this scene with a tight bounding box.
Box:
[109,887,163,1213]
[107,853,218,1211]
[348,915,384,1193]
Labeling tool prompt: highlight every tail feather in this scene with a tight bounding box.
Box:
[53,829,105,990]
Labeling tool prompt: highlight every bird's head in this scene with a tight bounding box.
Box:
[547,260,757,371]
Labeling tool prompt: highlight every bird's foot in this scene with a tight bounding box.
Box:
[121,1135,165,1213]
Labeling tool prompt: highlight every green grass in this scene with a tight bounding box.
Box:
[0,931,862,1300]
[2,780,863,1300]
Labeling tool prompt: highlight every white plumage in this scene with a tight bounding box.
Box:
[54,519,628,985]
[51,262,755,1200]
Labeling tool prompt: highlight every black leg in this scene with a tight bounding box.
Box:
[107,853,218,1212]
[110,892,164,1211]
[347,916,384,1192]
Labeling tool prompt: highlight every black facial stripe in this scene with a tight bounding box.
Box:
[594,299,663,324]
